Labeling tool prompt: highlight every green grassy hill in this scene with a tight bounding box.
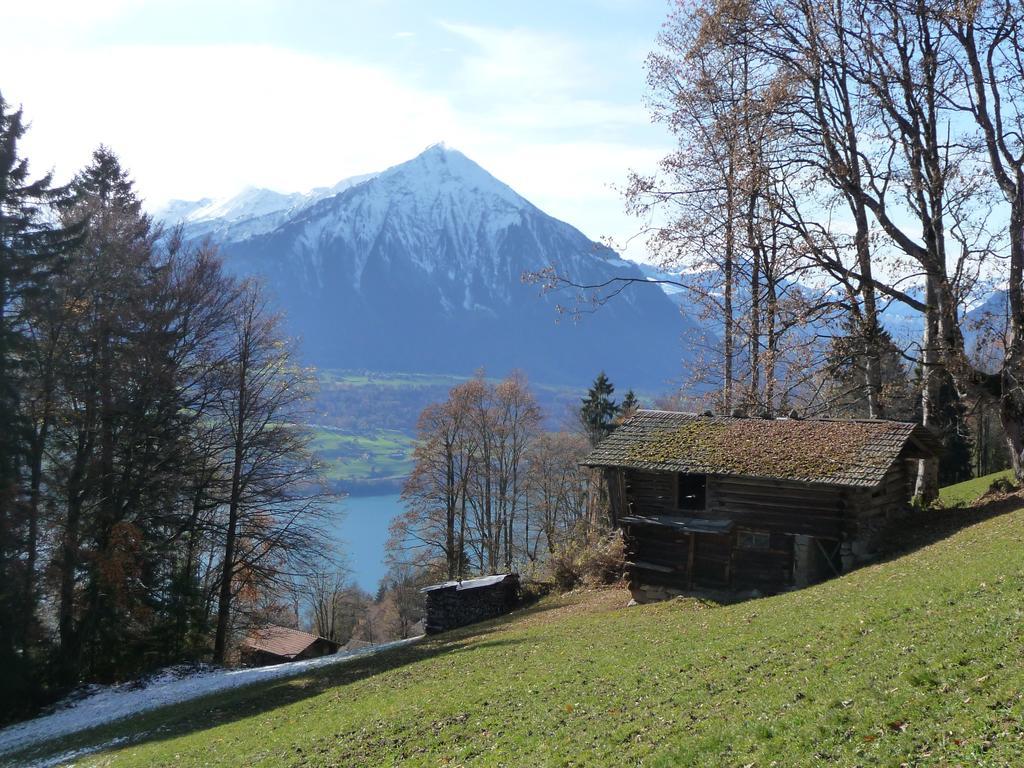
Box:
[939,469,1016,508]
[11,492,1024,767]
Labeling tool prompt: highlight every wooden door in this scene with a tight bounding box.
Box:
[691,532,732,587]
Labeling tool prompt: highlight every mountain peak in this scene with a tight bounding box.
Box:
[407,142,481,173]
[376,143,528,212]
[164,145,692,388]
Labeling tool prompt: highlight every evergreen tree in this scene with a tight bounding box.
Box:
[824,322,916,420]
[580,372,618,446]
[50,147,156,682]
[619,390,640,418]
[0,93,82,715]
[0,134,332,717]
[931,374,974,486]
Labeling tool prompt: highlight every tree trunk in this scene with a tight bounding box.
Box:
[999,194,1024,480]
[852,201,884,419]
[458,493,467,579]
[746,192,762,411]
[723,168,735,413]
[213,459,241,663]
[213,346,248,664]
[1001,391,1024,479]
[914,280,941,503]
[58,428,91,681]
[445,449,456,579]
[22,418,48,644]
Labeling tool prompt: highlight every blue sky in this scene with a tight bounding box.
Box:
[2,0,675,258]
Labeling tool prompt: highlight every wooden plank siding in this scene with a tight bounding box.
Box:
[624,469,848,540]
[623,523,692,591]
[732,532,795,592]
[622,470,675,516]
[707,475,847,540]
[614,463,915,597]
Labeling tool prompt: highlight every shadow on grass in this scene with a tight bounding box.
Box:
[6,597,572,767]
[878,490,1024,561]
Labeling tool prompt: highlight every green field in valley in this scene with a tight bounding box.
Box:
[307,369,604,493]
[309,426,415,487]
[11,482,1024,767]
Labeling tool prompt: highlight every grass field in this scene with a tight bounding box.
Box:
[309,426,415,485]
[938,469,1017,507]
[10,490,1024,767]
[307,369,608,491]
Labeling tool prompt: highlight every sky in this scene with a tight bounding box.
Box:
[1,0,676,259]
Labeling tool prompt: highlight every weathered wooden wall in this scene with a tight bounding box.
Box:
[616,464,916,598]
[731,532,795,592]
[622,469,849,538]
[844,460,915,559]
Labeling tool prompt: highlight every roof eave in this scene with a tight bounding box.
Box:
[580,461,883,489]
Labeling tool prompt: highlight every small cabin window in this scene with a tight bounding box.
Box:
[737,531,771,550]
[676,474,706,510]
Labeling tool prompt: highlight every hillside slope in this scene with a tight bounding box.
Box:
[10,497,1024,767]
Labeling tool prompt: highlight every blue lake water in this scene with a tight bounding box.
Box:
[324,493,404,592]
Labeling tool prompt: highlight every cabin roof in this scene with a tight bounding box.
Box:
[581,410,941,488]
[421,573,516,593]
[241,625,336,659]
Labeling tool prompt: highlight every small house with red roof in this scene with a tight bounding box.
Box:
[240,625,340,667]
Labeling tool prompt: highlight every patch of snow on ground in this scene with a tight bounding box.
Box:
[0,636,422,761]
[23,736,131,768]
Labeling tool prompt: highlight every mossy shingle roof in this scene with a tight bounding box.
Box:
[582,410,940,488]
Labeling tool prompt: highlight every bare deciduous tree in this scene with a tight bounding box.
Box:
[212,280,327,663]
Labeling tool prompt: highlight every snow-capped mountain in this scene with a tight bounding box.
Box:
[635,263,689,307]
[158,145,697,388]
[638,259,931,341]
[155,174,377,245]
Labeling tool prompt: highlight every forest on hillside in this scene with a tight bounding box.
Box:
[0,99,334,721]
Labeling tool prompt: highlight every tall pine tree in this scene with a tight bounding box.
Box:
[51,147,165,683]
[580,372,618,447]
[0,93,82,714]
[619,390,640,418]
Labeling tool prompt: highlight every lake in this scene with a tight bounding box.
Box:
[324,493,404,592]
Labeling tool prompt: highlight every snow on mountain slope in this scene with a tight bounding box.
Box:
[156,173,377,244]
[185,187,304,223]
[158,145,698,388]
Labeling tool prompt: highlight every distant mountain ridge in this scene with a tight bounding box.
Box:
[156,173,378,245]
[158,145,699,389]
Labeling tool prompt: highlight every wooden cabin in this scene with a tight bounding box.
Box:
[239,625,340,667]
[582,410,941,602]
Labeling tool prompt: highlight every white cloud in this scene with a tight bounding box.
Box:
[440,22,588,100]
[2,44,463,206]
[2,0,145,24]
[1,32,668,260]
